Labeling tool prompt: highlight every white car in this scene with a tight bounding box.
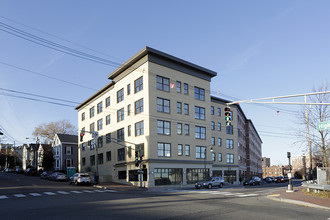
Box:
[69,173,92,186]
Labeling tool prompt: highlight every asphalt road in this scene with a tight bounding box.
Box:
[0,172,329,220]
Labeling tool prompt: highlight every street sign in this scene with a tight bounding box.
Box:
[317,121,330,131]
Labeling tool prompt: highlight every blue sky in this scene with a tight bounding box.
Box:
[0,0,329,165]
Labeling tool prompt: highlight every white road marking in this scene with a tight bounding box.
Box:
[14,194,26,198]
[105,190,117,193]
[94,190,106,192]
[82,190,94,193]
[29,193,42,196]
[0,195,8,199]
[70,191,83,194]
[44,192,56,195]
[57,191,70,194]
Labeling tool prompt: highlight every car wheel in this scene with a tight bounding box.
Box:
[219,183,223,188]
[75,181,78,186]
[208,184,212,189]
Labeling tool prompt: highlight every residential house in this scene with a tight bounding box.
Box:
[52,133,78,171]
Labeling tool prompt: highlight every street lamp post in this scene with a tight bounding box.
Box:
[286,152,294,192]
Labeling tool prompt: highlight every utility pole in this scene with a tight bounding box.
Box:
[306,109,312,179]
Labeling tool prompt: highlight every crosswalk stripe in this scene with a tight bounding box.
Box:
[0,195,8,199]
[44,192,56,195]
[29,193,42,196]
[70,191,83,194]
[57,191,70,195]
[94,190,106,193]
[82,190,94,193]
[14,194,26,198]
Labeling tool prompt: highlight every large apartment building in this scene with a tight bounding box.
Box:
[75,47,262,187]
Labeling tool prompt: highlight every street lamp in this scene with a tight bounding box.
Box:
[203,146,214,180]
[286,152,294,192]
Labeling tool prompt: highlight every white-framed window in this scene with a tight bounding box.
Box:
[185,145,190,156]
[195,126,206,139]
[218,153,222,162]
[65,146,72,155]
[158,143,171,157]
[227,153,234,164]
[157,120,171,135]
[196,146,206,159]
[178,144,183,156]
[226,139,234,149]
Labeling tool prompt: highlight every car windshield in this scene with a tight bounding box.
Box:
[81,175,90,177]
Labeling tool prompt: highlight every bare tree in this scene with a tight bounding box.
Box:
[32,120,76,143]
[296,83,330,168]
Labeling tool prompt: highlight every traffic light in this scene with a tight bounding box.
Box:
[139,155,143,162]
[80,132,85,142]
[224,106,231,126]
[135,151,139,167]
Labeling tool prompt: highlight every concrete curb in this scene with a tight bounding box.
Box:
[267,195,330,210]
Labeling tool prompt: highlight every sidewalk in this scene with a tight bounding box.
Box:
[267,185,330,210]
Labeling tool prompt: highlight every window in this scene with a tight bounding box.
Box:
[98,137,103,148]
[195,126,206,139]
[217,108,221,116]
[211,121,215,130]
[117,108,124,122]
[218,153,222,162]
[227,153,234,164]
[117,88,124,103]
[195,106,205,120]
[106,151,111,161]
[156,75,170,92]
[117,128,124,142]
[211,106,214,115]
[184,103,189,115]
[218,138,222,146]
[226,139,234,149]
[185,145,190,156]
[97,102,103,114]
[212,137,215,146]
[212,152,216,161]
[90,155,95,166]
[90,139,95,150]
[176,81,181,93]
[194,87,205,101]
[81,112,85,121]
[118,148,125,161]
[218,122,221,131]
[157,120,171,135]
[90,122,95,132]
[184,83,188,95]
[157,97,170,113]
[226,125,233,134]
[106,96,110,107]
[135,121,144,136]
[127,104,131,116]
[178,144,183,156]
[82,157,86,166]
[177,102,182,114]
[65,146,72,155]
[98,153,103,165]
[106,114,111,125]
[196,146,206,159]
[127,84,131,95]
[135,98,143,114]
[134,76,143,93]
[185,124,190,135]
[90,107,95,118]
[177,123,182,135]
[82,143,86,151]
[157,143,171,157]
[97,119,103,130]
[106,133,111,143]
[128,125,131,137]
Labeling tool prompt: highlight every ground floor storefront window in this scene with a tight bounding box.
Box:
[224,170,236,183]
[154,168,183,185]
[129,169,147,181]
[186,168,209,184]
[213,170,222,177]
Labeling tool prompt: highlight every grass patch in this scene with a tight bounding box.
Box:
[302,188,330,199]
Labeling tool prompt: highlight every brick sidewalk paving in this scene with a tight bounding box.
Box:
[269,186,330,209]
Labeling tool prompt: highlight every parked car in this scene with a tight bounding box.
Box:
[69,173,92,186]
[24,168,38,176]
[195,177,224,189]
[13,167,24,174]
[243,176,261,186]
[40,171,51,179]
[4,168,14,173]
[264,177,274,183]
[274,176,285,183]
[49,172,67,181]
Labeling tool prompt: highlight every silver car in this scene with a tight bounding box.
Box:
[195,177,224,189]
[49,172,67,181]
[69,173,92,186]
